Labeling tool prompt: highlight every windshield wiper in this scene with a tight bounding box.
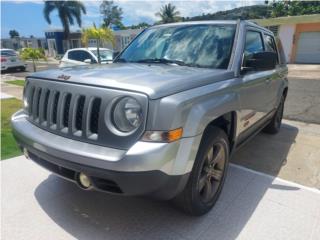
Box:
[135,58,187,66]
[114,58,127,63]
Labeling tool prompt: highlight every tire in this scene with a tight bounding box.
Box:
[174,126,229,216]
[263,95,285,134]
[20,66,26,72]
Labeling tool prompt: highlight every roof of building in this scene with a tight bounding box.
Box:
[254,14,320,27]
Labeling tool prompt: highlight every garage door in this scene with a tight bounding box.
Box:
[295,32,320,63]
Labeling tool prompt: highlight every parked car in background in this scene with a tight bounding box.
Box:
[1,49,27,72]
[59,48,113,68]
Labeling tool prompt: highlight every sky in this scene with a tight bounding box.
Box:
[1,0,264,38]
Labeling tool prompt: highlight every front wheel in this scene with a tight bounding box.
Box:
[174,126,229,216]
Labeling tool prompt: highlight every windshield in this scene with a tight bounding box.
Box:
[117,24,236,69]
[91,49,113,61]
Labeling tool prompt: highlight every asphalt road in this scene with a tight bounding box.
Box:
[284,65,320,124]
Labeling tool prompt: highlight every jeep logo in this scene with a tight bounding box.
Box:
[57,74,71,80]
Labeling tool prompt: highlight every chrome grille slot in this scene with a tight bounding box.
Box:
[73,95,85,136]
[90,98,101,134]
[62,93,72,129]
[51,91,60,128]
[42,90,50,123]
[28,86,35,115]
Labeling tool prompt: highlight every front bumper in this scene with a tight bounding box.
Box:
[12,110,201,199]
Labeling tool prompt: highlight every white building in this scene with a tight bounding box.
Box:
[255,14,320,64]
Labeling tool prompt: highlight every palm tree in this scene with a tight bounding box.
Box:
[82,25,114,63]
[155,3,181,24]
[20,48,47,72]
[44,1,86,38]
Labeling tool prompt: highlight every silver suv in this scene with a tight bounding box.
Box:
[12,20,288,215]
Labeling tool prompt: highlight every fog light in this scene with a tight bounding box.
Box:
[78,172,91,189]
[23,148,29,159]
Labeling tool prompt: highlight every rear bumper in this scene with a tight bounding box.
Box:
[11,110,199,199]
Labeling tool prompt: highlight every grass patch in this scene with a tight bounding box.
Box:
[5,80,25,87]
[1,98,22,160]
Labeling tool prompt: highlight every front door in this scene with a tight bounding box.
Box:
[238,29,273,142]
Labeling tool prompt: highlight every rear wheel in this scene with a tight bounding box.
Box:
[263,95,285,134]
[174,126,229,216]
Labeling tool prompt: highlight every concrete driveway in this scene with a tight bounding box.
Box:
[1,156,319,240]
[284,64,320,124]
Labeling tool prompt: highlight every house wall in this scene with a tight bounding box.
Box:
[278,24,295,63]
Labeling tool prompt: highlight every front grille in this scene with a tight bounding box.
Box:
[25,84,102,141]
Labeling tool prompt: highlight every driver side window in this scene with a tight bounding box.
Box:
[243,30,264,68]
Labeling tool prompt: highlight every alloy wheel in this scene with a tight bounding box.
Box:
[198,142,226,203]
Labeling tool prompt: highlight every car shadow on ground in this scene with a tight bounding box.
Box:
[34,123,299,240]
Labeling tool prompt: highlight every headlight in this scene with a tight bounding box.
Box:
[112,97,143,132]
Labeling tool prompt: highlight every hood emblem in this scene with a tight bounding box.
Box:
[57,74,71,80]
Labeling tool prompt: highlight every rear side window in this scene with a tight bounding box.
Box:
[264,34,277,53]
[68,50,94,62]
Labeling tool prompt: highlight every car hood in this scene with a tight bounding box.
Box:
[28,63,234,99]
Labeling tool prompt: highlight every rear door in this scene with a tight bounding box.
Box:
[263,33,285,110]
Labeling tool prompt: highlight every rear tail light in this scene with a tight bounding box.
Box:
[1,57,7,62]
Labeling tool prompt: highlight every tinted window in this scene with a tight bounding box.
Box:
[91,50,113,61]
[264,34,279,64]
[118,24,236,69]
[264,34,277,53]
[1,50,17,57]
[244,31,264,56]
[68,50,94,62]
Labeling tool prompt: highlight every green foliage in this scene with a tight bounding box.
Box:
[1,99,23,160]
[43,1,86,37]
[9,30,19,38]
[20,48,46,72]
[156,3,181,23]
[100,1,123,28]
[128,22,151,29]
[20,48,46,61]
[5,80,25,87]
[82,26,115,46]
[82,26,115,63]
[182,5,271,21]
[268,1,320,17]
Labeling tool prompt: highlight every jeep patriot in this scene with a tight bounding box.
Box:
[12,20,288,215]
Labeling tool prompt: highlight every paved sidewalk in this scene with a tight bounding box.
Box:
[1,156,319,240]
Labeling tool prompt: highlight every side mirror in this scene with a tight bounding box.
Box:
[84,59,92,64]
[242,52,277,72]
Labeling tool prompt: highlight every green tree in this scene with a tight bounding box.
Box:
[44,1,86,38]
[20,48,47,72]
[100,1,123,28]
[128,22,151,29]
[82,25,114,63]
[267,0,320,17]
[9,30,19,38]
[156,3,181,24]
